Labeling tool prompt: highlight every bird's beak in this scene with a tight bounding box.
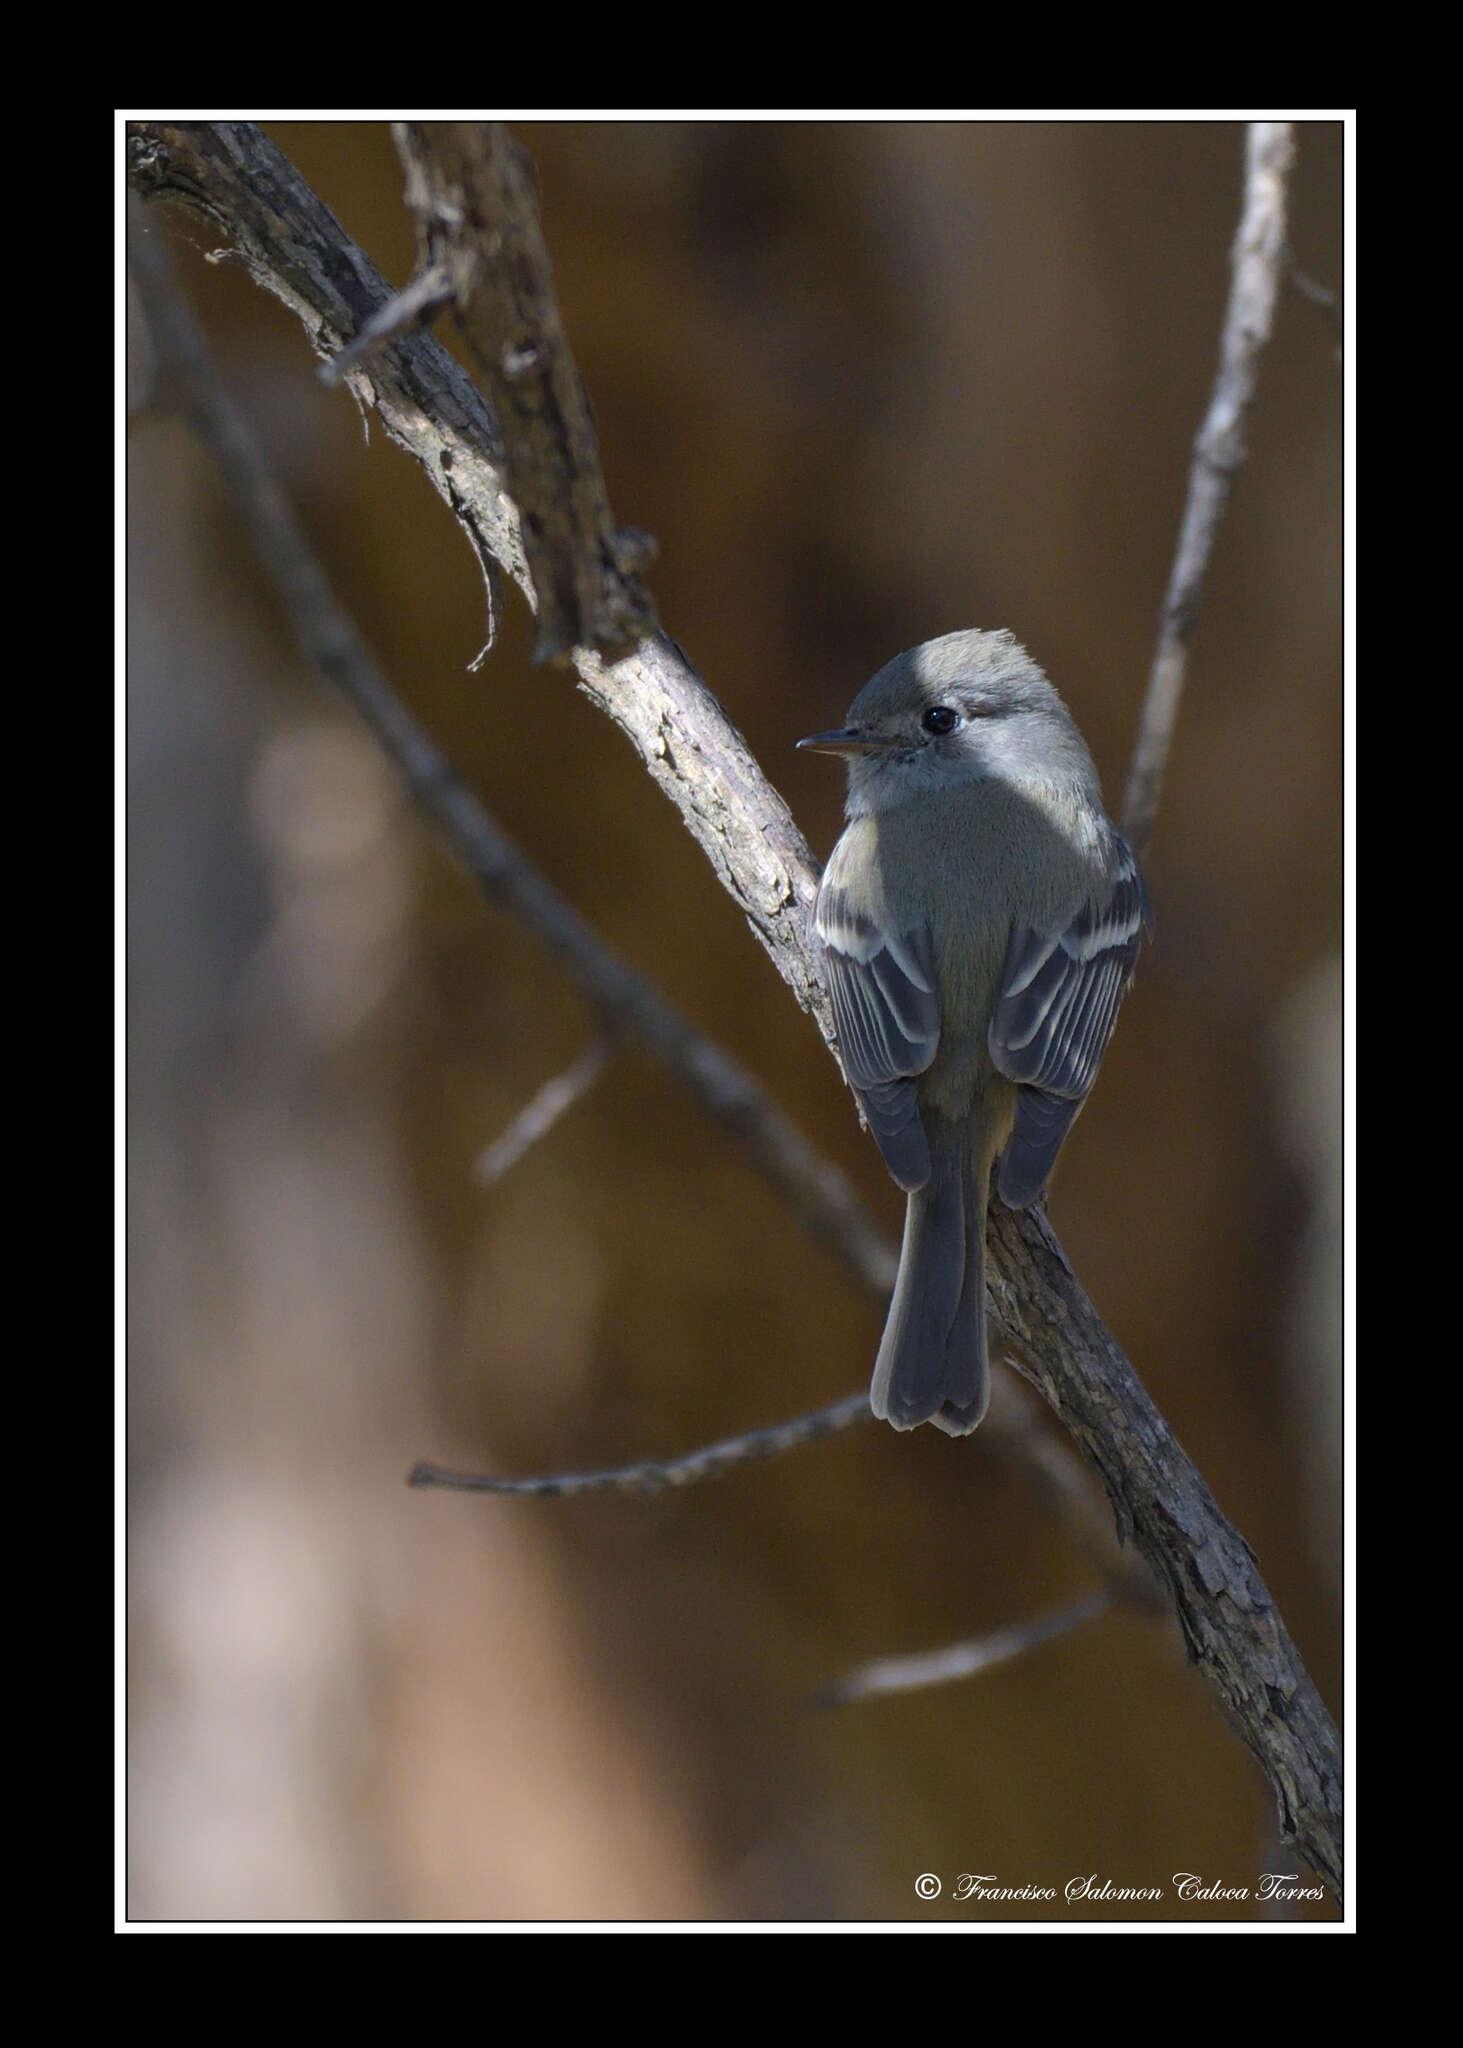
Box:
[796,727,895,756]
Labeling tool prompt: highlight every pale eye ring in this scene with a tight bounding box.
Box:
[921,705,960,736]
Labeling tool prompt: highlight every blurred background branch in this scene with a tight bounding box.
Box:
[806,1591,1111,1712]
[1286,257,1344,354]
[393,123,659,662]
[475,1038,616,1185]
[128,205,894,1294]
[1122,123,1294,862]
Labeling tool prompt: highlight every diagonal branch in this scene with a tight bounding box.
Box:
[126,120,1341,1897]
[805,1591,1111,1712]
[410,1395,874,1500]
[1121,122,1295,863]
[475,1038,616,1185]
[392,123,658,664]
[127,122,829,1027]
[126,203,892,1299]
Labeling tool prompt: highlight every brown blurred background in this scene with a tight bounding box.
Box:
[126,120,1343,1923]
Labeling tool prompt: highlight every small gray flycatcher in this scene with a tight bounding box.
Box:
[799,628,1149,1435]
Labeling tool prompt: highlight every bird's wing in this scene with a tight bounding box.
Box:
[989,840,1148,1207]
[817,875,940,1192]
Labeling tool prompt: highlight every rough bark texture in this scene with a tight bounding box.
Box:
[986,1200,1341,1878]
[394,123,658,663]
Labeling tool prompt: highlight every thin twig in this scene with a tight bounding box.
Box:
[1287,257,1344,353]
[1122,122,1295,864]
[409,1367,1163,1636]
[319,259,454,381]
[409,1394,873,1499]
[127,123,1341,1897]
[805,1592,1110,1711]
[475,1038,616,1184]
[126,122,530,662]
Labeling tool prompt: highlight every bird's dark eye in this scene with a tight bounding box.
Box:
[921,705,960,736]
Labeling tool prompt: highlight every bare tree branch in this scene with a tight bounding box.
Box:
[126,202,894,1301]
[415,1365,1166,1635]
[127,123,831,1030]
[1287,255,1344,354]
[800,1411,1175,1703]
[389,123,658,664]
[126,120,1341,1897]
[320,259,454,380]
[1121,122,1295,863]
[805,1591,1110,1711]
[409,1394,874,1499]
[124,122,531,659]
[475,1038,615,1185]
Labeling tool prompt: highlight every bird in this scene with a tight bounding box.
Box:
[798,628,1148,1435]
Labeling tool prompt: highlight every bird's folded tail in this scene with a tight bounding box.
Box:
[870,1122,992,1435]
